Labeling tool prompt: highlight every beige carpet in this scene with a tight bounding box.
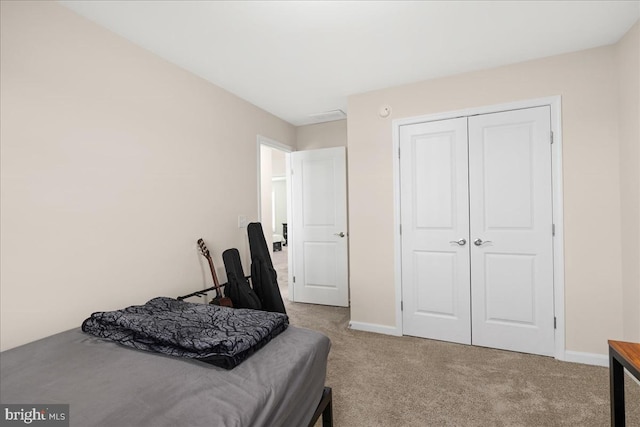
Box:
[272,248,640,426]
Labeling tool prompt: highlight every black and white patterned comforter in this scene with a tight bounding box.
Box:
[82,297,288,369]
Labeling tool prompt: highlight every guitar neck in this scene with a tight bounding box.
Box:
[205,255,223,298]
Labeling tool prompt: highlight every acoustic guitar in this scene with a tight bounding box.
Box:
[197,238,233,308]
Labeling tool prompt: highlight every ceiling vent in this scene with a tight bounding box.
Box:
[308,109,347,124]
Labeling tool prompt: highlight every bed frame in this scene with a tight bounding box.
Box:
[309,387,333,427]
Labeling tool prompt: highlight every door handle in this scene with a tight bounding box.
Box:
[334,232,346,238]
[474,238,493,246]
[449,238,467,246]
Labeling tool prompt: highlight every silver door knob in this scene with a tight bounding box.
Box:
[474,238,492,246]
[449,238,467,246]
[334,232,346,238]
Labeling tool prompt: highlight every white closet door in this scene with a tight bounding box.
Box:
[468,106,555,356]
[400,118,471,344]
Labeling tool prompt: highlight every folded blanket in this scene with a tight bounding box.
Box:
[82,297,288,369]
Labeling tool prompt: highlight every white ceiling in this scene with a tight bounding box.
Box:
[59,1,639,126]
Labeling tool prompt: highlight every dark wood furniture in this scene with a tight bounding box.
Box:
[609,340,640,426]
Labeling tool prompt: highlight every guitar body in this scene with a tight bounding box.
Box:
[210,296,234,308]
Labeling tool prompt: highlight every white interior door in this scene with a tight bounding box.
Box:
[400,118,471,344]
[291,147,349,307]
[400,106,555,357]
[468,106,555,356]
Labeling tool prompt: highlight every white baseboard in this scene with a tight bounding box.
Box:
[563,351,640,385]
[348,321,402,337]
[563,350,609,367]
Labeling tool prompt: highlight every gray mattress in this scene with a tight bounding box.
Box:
[0,326,330,427]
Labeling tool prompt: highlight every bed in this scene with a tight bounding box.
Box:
[0,310,332,426]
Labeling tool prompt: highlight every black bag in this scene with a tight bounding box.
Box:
[248,222,286,314]
[222,248,262,310]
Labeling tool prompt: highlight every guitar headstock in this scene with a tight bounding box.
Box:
[197,238,210,258]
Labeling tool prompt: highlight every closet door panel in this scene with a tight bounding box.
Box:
[400,118,471,345]
[468,106,555,357]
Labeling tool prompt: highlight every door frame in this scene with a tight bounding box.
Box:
[392,96,566,361]
[257,135,294,299]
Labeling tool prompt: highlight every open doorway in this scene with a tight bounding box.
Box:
[257,136,292,301]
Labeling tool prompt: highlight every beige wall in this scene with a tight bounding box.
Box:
[0,1,295,350]
[347,31,637,354]
[296,119,347,151]
[616,22,640,341]
[272,149,287,177]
